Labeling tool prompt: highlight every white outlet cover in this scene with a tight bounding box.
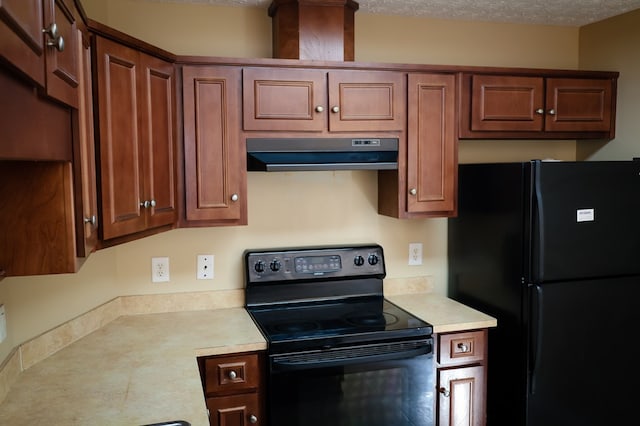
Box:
[151,257,170,283]
[197,255,214,280]
[408,243,423,266]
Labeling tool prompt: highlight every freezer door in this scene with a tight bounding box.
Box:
[527,277,640,426]
[530,160,640,282]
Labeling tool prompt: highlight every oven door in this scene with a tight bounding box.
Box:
[269,339,434,426]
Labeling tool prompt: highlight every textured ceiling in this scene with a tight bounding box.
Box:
[142,0,640,26]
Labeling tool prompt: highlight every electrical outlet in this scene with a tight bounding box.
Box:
[408,243,423,266]
[151,257,170,283]
[0,305,6,343]
[197,254,214,280]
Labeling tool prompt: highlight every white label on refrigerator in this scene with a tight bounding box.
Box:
[577,208,595,222]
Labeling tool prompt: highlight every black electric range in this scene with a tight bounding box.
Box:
[244,244,433,353]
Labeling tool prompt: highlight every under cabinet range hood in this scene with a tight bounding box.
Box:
[246,138,399,171]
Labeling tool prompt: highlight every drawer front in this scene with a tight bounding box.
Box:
[206,392,261,426]
[203,353,260,395]
[438,330,485,366]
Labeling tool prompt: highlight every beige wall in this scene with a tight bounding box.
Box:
[578,9,640,161]
[0,0,586,364]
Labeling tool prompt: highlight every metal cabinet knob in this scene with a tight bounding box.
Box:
[315,106,324,113]
[548,109,556,115]
[228,370,237,380]
[535,108,544,115]
[42,23,58,38]
[231,193,239,202]
[457,343,470,352]
[47,36,65,52]
[149,199,156,207]
[438,387,450,398]
[409,188,417,196]
[84,215,97,227]
[249,414,258,424]
[140,200,150,208]
[331,106,340,113]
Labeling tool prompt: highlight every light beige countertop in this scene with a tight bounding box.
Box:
[0,308,266,426]
[388,293,497,333]
[0,292,496,425]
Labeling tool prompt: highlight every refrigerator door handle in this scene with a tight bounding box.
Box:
[530,284,543,395]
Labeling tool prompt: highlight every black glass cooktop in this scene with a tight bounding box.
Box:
[247,297,432,353]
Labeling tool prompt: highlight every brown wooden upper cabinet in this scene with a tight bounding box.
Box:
[242,67,405,133]
[93,35,177,241]
[459,73,617,139]
[378,72,457,219]
[181,65,246,226]
[0,0,80,108]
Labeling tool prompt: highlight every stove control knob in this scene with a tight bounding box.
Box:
[254,260,266,273]
[354,255,365,266]
[270,259,281,272]
[368,254,380,266]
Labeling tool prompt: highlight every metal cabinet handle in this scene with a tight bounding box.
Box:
[457,343,470,352]
[315,105,324,113]
[84,215,97,227]
[47,36,65,52]
[42,23,58,38]
[249,414,258,424]
[331,106,340,113]
[140,200,150,208]
[438,387,450,397]
[228,370,237,380]
[149,199,156,207]
[409,188,417,196]
[231,193,239,202]
[548,109,556,115]
[535,108,544,115]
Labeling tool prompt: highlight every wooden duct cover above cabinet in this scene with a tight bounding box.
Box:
[269,0,359,61]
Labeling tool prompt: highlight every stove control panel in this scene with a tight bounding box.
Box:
[244,245,385,283]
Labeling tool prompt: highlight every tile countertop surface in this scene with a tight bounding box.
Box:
[0,293,496,426]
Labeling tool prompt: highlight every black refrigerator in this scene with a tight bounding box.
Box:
[448,160,640,426]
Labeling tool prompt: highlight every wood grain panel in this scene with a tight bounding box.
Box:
[438,365,485,426]
[242,67,325,131]
[139,52,176,229]
[406,73,456,216]
[44,0,79,107]
[95,36,144,239]
[545,77,612,132]
[0,0,45,87]
[183,65,243,222]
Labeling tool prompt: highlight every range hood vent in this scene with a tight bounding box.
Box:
[246,138,398,171]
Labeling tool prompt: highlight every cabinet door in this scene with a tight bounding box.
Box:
[74,28,98,256]
[242,67,325,131]
[95,36,146,239]
[183,66,244,223]
[206,393,261,426]
[0,0,45,87]
[470,75,544,132]
[544,77,613,132]
[407,73,457,216]
[139,52,177,229]
[438,365,485,426]
[43,0,79,107]
[328,70,405,132]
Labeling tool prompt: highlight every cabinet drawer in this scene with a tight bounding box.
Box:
[206,393,261,426]
[438,330,485,366]
[202,353,260,395]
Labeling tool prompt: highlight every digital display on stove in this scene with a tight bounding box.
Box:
[295,255,341,273]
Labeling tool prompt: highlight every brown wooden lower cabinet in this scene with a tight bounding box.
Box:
[198,351,264,426]
[436,329,488,426]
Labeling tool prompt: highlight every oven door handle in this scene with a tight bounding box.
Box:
[271,344,432,372]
